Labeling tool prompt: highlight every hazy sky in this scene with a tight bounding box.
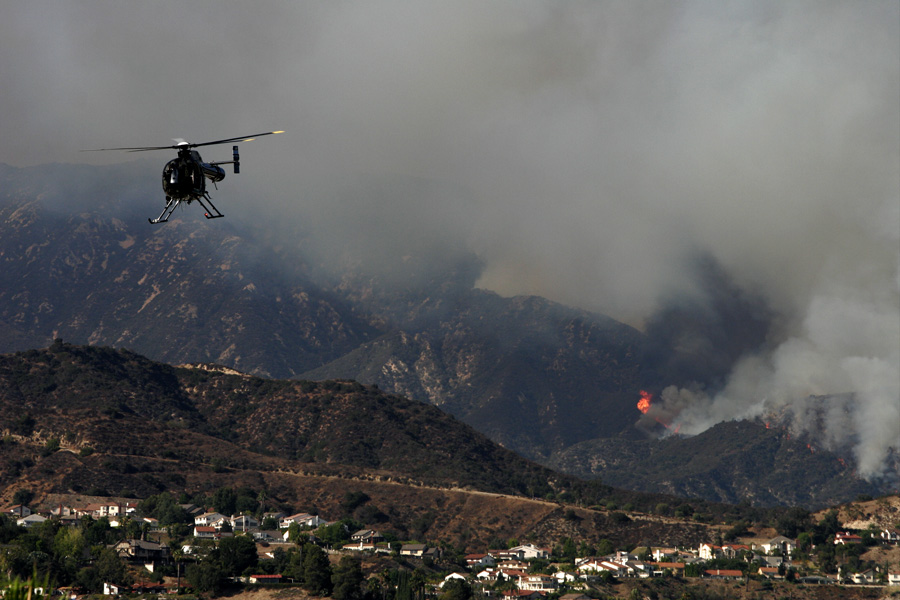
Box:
[3,1,898,478]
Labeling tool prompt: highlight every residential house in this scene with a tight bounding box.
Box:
[280,512,328,529]
[400,544,427,557]
[851,569,877,584]
[653,563,685,577]
[103,582,127,596]
[888,571,900,586]
[880,528,899,545]
[834,531,863,545]
[5,505,31,518]
[757,567,782,579]
[720,544,750,559]
[440,573,468,588]
[578,560,632,577]
[112,539,170,563]
[130,582,169,595]
[248,574,283,584]
[350,529,384,544]
[518,575,556,591]
[84,502,132,519]
[491,548,525,561]
[698,544,719,560]
[49,505,77,518]
[558,594,590,600]
[497,569,528,586]
[466,553,496,569]
[651,548,678,562]
[138,517,160,531]
[342,541,390,554]
[498,559,529,571]
[193,526,217,539]
[476,568,500,584]
[264,511,287,523]
[704,569,743,580]
[17,514,47,528]
[760,536,796,556]
[252,530,282,543]
[194,511,227,527]
[509,544,550,560]
[553,571,578,585]
[231,514,259,531]
[179,504,205,517]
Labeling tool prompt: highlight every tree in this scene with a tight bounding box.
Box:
[211,487,238,516]
[302,543,333,595]
[440,578,472,600]
[332,556,365,600]
[215,535,258,576]
[12,489,34,507]
[776,507,811,538]
[186,560,225,594]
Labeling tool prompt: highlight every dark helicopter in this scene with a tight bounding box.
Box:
[86,131,283,224]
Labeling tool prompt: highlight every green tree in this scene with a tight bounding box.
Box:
[12,489,34,507]
[186,560,225,594]
[215,535,258,576]
[302,543,333,595]
[440,578,472,600]
[332,556,365,600]
[211,487,238,515]
[776,507,811,538]
[86,547,130,590]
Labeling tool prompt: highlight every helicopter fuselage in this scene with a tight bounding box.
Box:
[162,149,226,202]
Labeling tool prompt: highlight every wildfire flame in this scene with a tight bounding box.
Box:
[637,390,652,414]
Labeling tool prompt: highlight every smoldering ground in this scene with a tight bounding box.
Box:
[2,1,897,478]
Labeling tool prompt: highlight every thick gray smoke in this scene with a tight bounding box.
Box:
[2,1,898,478]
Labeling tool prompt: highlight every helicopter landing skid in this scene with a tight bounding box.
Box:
[196,196,224,220]
[148,195,224,224]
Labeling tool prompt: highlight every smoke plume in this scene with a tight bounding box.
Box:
[2,1,898,478]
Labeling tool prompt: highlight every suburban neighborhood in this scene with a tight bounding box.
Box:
[3,495,899,598]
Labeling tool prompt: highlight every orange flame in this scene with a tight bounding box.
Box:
[637,390,652,414]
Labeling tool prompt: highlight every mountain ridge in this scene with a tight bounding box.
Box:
[1,161,891,507]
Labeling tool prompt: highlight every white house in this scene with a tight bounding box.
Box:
[851,569,877,584]
[760,536,795,556]
[509,544,550,560]
[194,512,227,527]
[888,571,900,586]
[466,553,496,568]
[193,526,217,539]
[439,573,468,588]
[279,513,328,529]
[553,571,578,584]
[698,544,720,560]
[518,574,556,591]
[17,514,47,528]
[400,544,427,557]
[103,582,126,596]
[834,532,863,545]
[231,514,259,531]
[5,505,31,518]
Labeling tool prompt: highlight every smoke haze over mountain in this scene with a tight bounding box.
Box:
[3,1,898,479]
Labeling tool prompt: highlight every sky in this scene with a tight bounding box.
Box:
[3,1,898,479]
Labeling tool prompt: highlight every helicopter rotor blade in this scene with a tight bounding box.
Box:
[81,145,181,153]
[189,130,284,149]
[81,131,283,153]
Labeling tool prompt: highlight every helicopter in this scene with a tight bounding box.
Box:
[86,130,283,224]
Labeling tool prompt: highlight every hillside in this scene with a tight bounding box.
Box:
[547,421,886,508]
[0,342,722,550]
[0,162,891,507]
